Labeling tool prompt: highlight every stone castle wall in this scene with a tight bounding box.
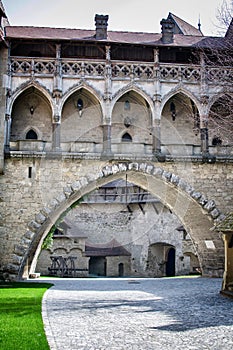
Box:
[0,157,231,278]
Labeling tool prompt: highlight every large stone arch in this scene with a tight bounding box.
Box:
[111,83,154,117]
[161,87,201,113]
[9,81,54,117]
[8,162,224,280]
[60,82,104,118]
[60,85,103,144]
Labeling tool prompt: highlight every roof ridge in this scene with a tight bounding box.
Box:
[5,24,158,35]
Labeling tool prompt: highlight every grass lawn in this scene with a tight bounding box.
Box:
[0,281,53,350]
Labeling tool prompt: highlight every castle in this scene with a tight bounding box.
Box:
[0,2,232,293]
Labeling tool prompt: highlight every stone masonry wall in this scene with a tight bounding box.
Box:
[0,157,231,278]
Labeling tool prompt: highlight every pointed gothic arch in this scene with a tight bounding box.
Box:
[111,84,154,116]
[60,86,103,144]
[61,83,103,118]
[9,82,53,117]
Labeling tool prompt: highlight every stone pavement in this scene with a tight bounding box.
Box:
[41,277,233,350]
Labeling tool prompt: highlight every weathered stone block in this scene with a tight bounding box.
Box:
[170,174,179,185]
[198,195,208,206]
[6,263,19,273]
[48,199,59,210]
[118,163,128,172]
[56,192,66,204]
[139,163,147,172]
[152,167,163,177]
[145,164,154,174]
[63,186,74,198]
[28,220,41,232]
[14,245,27,257]
[204,200,216,212]
[12,254,23,265]
[112,164,120,174]
[128,162,139,171]
[41,206,52,217]
[35,213,47,224]
[25,230,35,240]
[71,181,82,191]
[191,191,202,200]
[102,166,113,176]
[177,178,188,190]
[210,208,221,219]
[162,171,172,181]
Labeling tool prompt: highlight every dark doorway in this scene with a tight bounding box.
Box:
[89,257,106,276]
[118,263,124,277]
[166,247,175,276]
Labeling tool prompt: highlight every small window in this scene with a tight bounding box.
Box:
[26,129,38,140]
[124,100,130,111]
[77,98,83,111]
[212,136,222,146]
[122,132,132,142]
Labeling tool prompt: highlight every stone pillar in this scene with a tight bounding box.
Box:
[4,114,11,151]
[53,44,62,96]
[52,115,61,151]
[152,49,164,160]
[0,46,9,172]
[199,95,210,157]
[200,119,209,155]
[102,123,112,156]
[102,45,112,157]
[52,44,62,152]
[152,98,162,155]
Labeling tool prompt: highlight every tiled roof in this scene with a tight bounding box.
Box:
[4,25,219,47]
[168,12,203,36]
[85,239,131,256]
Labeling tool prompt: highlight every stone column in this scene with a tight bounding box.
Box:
[4,114,11,151]
[200,118,209,154]
[53,44,62,95]
[152,97,162,155]
[152,49,164,160]
[102,45,112,157]
[200,95,210,157]
[52,115,61,151]
[102,122,112,157]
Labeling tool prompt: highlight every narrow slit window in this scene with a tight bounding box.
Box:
[28,167,32,178]
[124,100,130,111]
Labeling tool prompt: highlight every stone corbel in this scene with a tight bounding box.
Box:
[52,89,62,99]
[153,93,161,103]
[53,114,61,124]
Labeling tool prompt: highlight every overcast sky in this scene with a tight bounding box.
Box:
[2,0,228,36]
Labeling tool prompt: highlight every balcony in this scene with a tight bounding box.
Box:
[10,57,233,84]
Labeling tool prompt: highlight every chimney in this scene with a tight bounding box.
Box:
[95,14,109,40]
[160,18,174,44]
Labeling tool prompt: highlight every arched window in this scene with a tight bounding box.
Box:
[122,132,132,142]
[124,100,130,111]
[26,129,38,140]
[77,98,83,111]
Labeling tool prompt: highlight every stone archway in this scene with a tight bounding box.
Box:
[7,161,224,280]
